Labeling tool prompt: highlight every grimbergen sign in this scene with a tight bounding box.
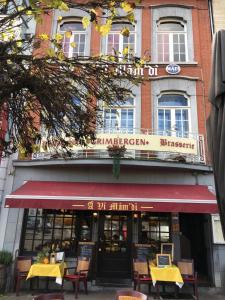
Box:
[40,133,198,155]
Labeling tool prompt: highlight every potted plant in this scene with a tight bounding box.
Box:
[36,247,50,264]
[107,145,127,178]
[0,250,13,292]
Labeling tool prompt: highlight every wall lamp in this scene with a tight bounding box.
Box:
[133,213,138,222]
[93,212,99,222]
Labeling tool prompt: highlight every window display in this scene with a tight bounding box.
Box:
[21,209,93,255]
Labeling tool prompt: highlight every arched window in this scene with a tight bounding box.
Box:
[157,19,187,62]
[157,93,190,137]
[60,21,87,57]
[107,22,136,57]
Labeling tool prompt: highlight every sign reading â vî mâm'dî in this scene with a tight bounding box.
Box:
[114,64,158,77]
[41,133,198,155]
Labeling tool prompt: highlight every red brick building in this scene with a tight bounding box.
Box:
[2,0,225,289]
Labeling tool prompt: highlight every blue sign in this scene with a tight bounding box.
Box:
[166,64,181,75]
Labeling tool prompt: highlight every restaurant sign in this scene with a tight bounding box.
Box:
[41,133,198,155]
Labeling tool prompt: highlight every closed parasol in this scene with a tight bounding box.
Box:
[207,29,225,238]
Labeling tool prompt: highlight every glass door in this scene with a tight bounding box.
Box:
[97,212,132,279]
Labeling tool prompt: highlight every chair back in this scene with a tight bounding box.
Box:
[76,257,90,274]
[116,289,147,300]
[16,256,32,273]
[133,260,148,276]
[33,293,64,300]
[177,259,194,276]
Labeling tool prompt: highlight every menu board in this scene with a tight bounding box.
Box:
[134,244,155,261]
[161,243,174,260]
[78,242,95,258]
[156,254,171,267]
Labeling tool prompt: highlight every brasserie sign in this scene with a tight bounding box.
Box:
[41,133,198,155]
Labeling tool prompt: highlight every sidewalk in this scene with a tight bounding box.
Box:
[0,286,224,300]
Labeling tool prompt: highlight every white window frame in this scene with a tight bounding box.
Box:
[59,19,87,58]
[157,93,191,137]
[157,19,188,63]
[103,98,136,133]
[106,22,136,57]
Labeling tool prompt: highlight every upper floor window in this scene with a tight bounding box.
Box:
[157,20,187,62]
[60,21,87,57]
[157,93,190,137]
[106,22,136,57]
[103,98,135,133]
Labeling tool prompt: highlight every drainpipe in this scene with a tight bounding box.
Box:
[208,0,215,35]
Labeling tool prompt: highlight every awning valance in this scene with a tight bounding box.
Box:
[5,181,218,213]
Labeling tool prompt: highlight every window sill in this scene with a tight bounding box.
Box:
[150,62,198,66]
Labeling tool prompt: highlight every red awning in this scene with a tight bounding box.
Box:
[5,181,218,213]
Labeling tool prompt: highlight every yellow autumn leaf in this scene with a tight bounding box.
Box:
[57,16,63,22]
[99,19,112,36]
[65,31,72,39]
[17,5,25,11]
[70,42,77,48]
[39,33,49,41]
[123,47,129,55]
[128,12,135,24]
[16,41,22,48]
[109,55,116,62]
[58,2,69,11]
[58,51,65,61]
[82,16,90,29]
[99,24,112,36]
[121,1,133,13]
[121,27,130,37]
[25,10,32,15]
[140,59,145,65]
[47,48,56,57]
[54,33,63,42]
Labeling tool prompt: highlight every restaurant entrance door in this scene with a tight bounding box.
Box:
[97,212,132,282]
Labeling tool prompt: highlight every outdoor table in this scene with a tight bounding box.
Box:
[26,262,65,285]
[150,263,184,288]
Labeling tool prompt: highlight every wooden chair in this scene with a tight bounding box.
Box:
[177,259,199,300]
[62,257,90,299]
[133,259,152,294]
[33,293,64,300]
[116,289,148,300]
[14,256,32,296]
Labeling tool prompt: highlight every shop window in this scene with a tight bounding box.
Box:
[157,19,187,62]
[60,21,87,57]
[140,213,171,251]
[21,209,93,255]
[103,98,135,133]
[157,93,190,137]
[106,22,136,57]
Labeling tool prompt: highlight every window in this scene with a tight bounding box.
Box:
[140,213,171,251]
[106,22,136,57]
[103,98,135,133]
[157,93,190,137]
[21,209,93,255]
[60,21,87,57]
[157,20,187,62]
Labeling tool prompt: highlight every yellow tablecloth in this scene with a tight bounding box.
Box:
[150,264,184,288]
[26,263,65,284]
